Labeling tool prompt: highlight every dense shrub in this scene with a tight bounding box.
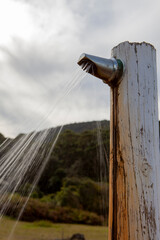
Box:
[54,186,81,209]
[48,207,103,225]
[2,195,104,225]
[40,193,55,204]
[4,196,50,221]
[17,184,43,198]
[58,177,109,217]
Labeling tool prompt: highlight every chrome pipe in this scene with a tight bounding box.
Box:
[77,53,123,86]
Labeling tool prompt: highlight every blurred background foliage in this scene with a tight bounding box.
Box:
[0,121,110,225]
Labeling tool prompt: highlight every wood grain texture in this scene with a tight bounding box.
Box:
[108,42,160,240]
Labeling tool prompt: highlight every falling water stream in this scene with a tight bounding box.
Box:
[96,121,109,226]
[0,63,108,240]
[0,67,89,238]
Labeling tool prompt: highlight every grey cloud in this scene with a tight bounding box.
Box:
[66,0,113,29]
[0,40,68,79]
[0,89,53,137]
[0,37,78,99]
[0,0,160,137]
[13,0,54,9]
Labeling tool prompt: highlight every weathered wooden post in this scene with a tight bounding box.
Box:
[109,42,160,240]
[78,41,160,239]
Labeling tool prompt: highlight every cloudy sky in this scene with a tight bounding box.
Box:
[0,0,160,137]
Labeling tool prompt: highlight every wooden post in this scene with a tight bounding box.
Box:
[108,42,160,240]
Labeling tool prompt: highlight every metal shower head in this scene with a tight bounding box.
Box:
[77,53,123,86]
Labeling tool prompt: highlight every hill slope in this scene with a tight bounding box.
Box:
[62,120,110,133]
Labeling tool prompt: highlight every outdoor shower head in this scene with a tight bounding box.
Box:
[77,53,123,86]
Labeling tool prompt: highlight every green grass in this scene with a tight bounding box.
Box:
[0,217,108,240]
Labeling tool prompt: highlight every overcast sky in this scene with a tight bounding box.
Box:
[0,0,160,137]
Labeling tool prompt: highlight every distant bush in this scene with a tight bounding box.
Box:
[48,207,103,225]
[16,184,43,199]
[54,186,81,209]
[2,195,104,225]
[40,194,55,204]
[58,178,109,217]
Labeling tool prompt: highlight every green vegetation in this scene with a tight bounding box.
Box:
[0,121,110,225]
[4,194,103,225]
[0,217,108,240]
[39,126,110,192]
[37,126,109,225]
